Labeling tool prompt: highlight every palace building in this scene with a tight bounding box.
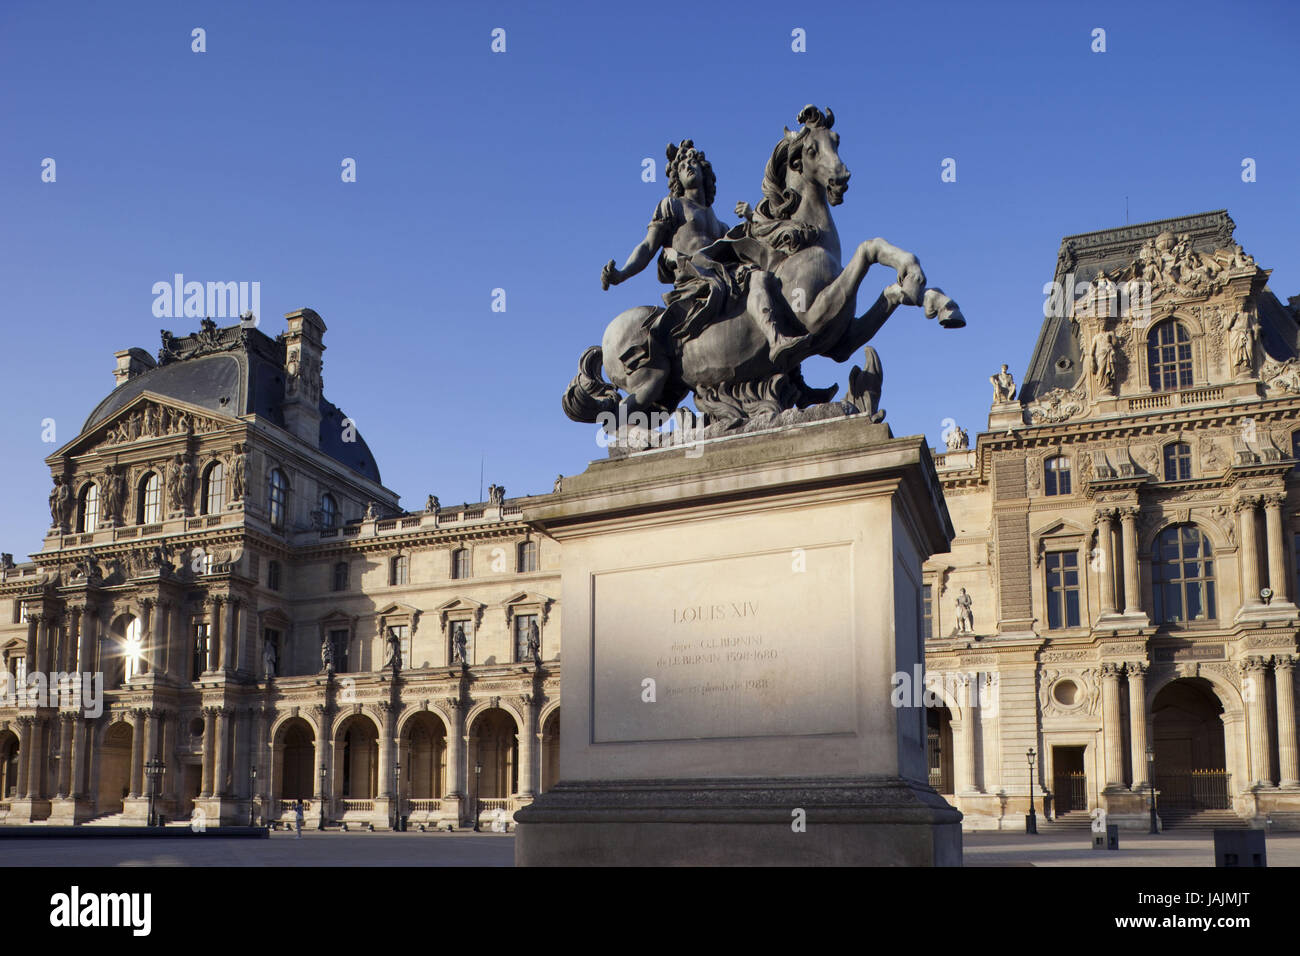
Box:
[0,310,561,829]
[1,209,1297,833]
[924,210,1300,830]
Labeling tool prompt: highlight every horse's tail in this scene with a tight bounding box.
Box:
[562,346,620,423]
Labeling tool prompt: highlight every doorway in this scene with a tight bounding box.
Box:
[1052,746,1087,813]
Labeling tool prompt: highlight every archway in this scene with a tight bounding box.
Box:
[334,714,379,800]
[1151,677,1229,810]
[0,730,18,798]
[274,718,315,802]
[97,721,133,813]
[540,708,560,793]
[470,709,518,804]
[403,712,447,799]
[925,706,953,795]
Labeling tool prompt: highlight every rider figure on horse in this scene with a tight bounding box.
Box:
[601,139,805,364]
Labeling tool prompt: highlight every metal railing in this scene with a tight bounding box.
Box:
[1153,770,1232,810]
[1054,772,1087,813]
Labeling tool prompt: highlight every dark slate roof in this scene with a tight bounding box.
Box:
[81,321,382,483]
[1020,210,1299,403]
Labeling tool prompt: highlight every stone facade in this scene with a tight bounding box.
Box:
[924,211,1300,830]
[0,311,561,829]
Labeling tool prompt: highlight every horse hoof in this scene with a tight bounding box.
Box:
[939,307,966,329]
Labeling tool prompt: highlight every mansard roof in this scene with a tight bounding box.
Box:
[80,320,382,483]
[1020,210,1300,404]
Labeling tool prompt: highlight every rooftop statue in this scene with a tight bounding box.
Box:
[564,106,964,438]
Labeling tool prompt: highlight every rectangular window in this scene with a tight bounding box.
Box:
[518,541,538,573]
[452,549,471,580]
[515,613,538,662]
[11,655,25,686]
[1045,551,1081,629]
[391,554,409,586]
[332,561,349,592]
[267,560,281,592]
[17,602,27,625]
[449,620,474,664]
[330,628,350,674]
[921,584,933,640]
[1044,458,1072,496]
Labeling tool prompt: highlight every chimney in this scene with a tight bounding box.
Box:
[113,348,156,387]
[282,308,326,447]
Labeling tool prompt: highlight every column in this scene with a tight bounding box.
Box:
[1127,663,1149,789]
[207,598,223,672]
[1120,507,1142,615]
[212,708,229,797]
[128,709,145,798]
[516,694,537,799]
[26,612,42,680]
[1275,655,1299,788]
[1095,510,1117,616]
[201,707,215,796]
[1264,494,1289,604]
[1242,656,1274,787]
[69,717,86,799]
[1100,663,1125,788]
[80,608,98,674]
[26,718,45,800]
[223,598,240,671]
[151,601,169,676]
[67,608,82,673]
[57,714,74,797]
[1236,496,1262,607]
[377,702,393,800]
[15,717,31,799]
[445,699,464,798]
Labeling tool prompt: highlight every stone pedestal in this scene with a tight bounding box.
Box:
[987,401,1025,431]
[515,416,961,866]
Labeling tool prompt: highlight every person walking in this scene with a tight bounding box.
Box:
[294,798,304,839]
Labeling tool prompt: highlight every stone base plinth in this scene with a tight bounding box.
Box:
[46,796,95,825]
[988,401,1025,431]
[516,777,960,866]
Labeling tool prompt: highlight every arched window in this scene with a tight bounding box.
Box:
[137,473,161,524]
[517,540,538,573]
[76,483,99,534]
[1163,442,1193,481]
[320,494,338,530]
[1044,456,1072,496]
[1147,322,1193,392]
[202,462,226,515]
[1152,524,1216,625]
[268,468,288,530]
[451,548,471,580]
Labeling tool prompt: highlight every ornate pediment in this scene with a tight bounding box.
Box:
[435,597,485,632]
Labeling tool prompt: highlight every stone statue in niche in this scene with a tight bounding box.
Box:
[564,106,964,437]
[49,476,72,530]
[320,636,335,675]
[384,628,402,670]
[1089,330,1118,393]
[1228,311,1258,372]
[954,588,974,635]
[227,443,248,501]
[263,639,277,679]
[527,621,541,664]
[450,622,468,665]
[990,364,1017,403]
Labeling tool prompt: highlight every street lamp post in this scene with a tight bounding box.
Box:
[144,757,165,828]
[393,760,402,831]
[1026,747,1038,835]
[248,766,258,827]
[1146,743,1158,834]
[473,761,482,832]
[318,767,327,830]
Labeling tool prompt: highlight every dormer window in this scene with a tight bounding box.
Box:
[202,462,226,515]
[320,493,338,530]
[138,473,161,524]
[77,483,99,533]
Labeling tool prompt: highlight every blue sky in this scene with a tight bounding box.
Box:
[1,0,1297,554]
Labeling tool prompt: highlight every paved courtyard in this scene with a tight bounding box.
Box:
[0,828,1295,866]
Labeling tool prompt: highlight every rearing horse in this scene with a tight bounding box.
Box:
[564,105,963,428]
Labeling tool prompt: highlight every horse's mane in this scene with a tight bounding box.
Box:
[758,105,834,221]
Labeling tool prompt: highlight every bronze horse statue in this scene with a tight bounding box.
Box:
[564,106,964,432]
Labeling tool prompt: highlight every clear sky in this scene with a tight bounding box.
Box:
[1,0,1297,556]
